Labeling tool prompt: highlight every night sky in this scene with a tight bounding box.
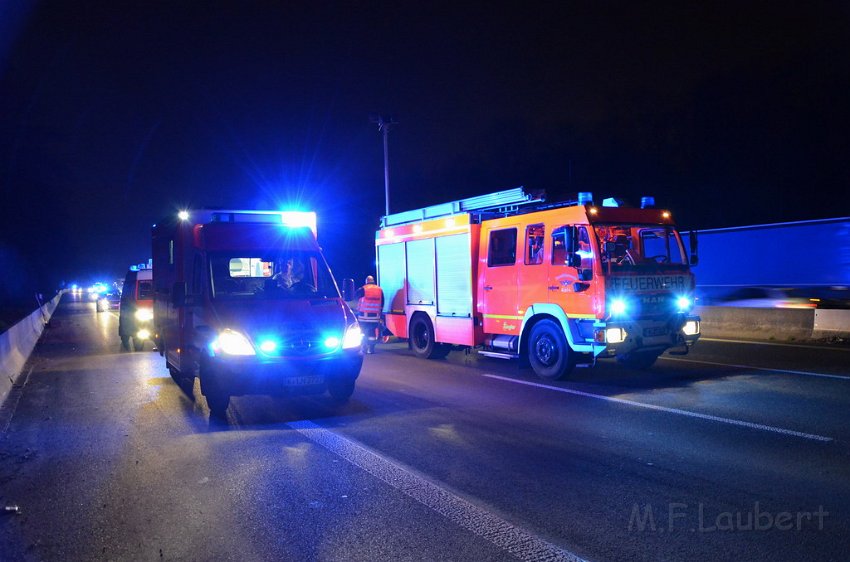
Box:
[1,1,848,301]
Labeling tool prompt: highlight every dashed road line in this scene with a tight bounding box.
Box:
[288,419,587,562]
[483,375,833,443]
[659,356,850,381]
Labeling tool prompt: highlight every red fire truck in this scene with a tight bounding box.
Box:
[375,187,700,379]
[152,210,363,417]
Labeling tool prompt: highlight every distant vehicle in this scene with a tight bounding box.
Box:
[683,217,850,308]
[119,266,154,351]
[714,287,816,309]
[152,209,363,418]
[96,290,121,312]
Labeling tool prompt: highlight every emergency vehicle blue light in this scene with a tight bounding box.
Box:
[578,192,593,205]
[259,339,278,353]
[280,211,318,236]
[610,298,627,316]
[324,336,341,349]
[641,196,655,209]
[178,210,190,221]
[676,296,692,312]
[602,197,620,207]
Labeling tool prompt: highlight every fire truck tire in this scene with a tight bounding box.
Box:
[409,315,450,359]
[132,338,144,352]
[528,319,574,380]
[327,378,356,403]
[617,351,659,370]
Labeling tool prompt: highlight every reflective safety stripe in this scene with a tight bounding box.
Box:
[483,314,523,320]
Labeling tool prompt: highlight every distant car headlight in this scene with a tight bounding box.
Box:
[135,308,154,322]
[342,324,363,349]
[212,329,256,356]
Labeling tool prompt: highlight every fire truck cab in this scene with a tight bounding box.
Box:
[152,210,363,417]
[376,188,700,379]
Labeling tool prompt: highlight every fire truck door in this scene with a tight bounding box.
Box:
[548,225,596,317]
[481,226,520,334]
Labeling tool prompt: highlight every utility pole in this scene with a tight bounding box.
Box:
[370,114,398,216]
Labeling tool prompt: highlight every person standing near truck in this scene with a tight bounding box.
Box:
[356,275,384,354]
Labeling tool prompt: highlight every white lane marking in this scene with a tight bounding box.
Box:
[659,356,850,381]
[288,419,587,562]
[483,375,833,443]
[700,337,850,352]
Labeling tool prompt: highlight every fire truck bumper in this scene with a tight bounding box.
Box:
[205,349,363,397]
[598,315,700,357]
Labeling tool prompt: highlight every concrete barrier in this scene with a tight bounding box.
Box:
[695,306,817,342]
[813,309,850,337]
[0,293,62,404]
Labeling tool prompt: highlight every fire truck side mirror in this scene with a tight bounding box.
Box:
[689,230,699,265]
[171,282,187,307]
[341,278,355,301]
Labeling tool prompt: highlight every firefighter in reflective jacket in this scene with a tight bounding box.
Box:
[356,275,384,354]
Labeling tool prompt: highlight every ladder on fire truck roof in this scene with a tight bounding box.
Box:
[381,186,548,227]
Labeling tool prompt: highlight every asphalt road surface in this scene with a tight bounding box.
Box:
[1,295,849,561]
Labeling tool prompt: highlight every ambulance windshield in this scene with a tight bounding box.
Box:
[594,225,687,271]
[209,251,340,299]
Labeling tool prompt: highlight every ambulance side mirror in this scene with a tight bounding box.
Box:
[171,282,186,307]
[342,278,355,301]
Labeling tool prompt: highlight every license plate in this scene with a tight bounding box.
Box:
[643,327,668,337]
[283,375,324,386]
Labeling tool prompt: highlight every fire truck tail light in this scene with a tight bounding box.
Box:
[606,328,627,344]
[682,320,700,336]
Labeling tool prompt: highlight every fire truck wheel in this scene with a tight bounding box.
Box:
[409,315,450,360]
[617,351,659,370]
[327,378,356,403]
[528,319,574,380]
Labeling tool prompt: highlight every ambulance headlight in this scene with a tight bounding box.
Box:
[212,330,256,356]
[342,324,363,350]
[135,308,154,322]
[676,296,692,312]
[606,327,627,344]
[682,320,700,336]
[610,298,628,316]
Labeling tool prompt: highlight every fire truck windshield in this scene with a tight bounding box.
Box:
[209,251,340,299]
[594,224,687,272]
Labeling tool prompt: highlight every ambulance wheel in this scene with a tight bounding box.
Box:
[410,315,450,360]
[528,319,573,380]
[169,365,194,397]
[205,389,230,418]
[132,338,144,352]
[328,378,356,403]
[200,357,229,418]
[617,351,659,370]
